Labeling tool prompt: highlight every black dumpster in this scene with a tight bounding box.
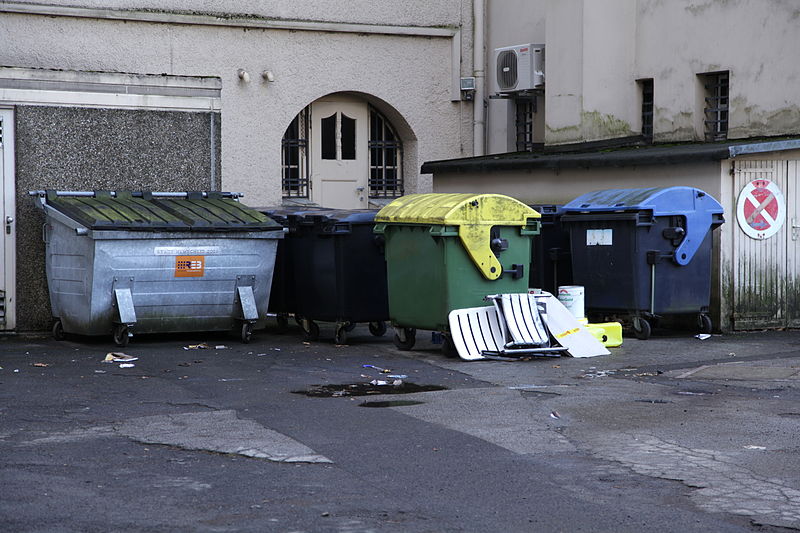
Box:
[262,208,389,344]
[528,204,573,295]
[561,187,724,339]
[261,207,330,331]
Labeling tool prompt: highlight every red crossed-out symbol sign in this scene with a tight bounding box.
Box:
[736,178,785,240]
[743,179,779,231]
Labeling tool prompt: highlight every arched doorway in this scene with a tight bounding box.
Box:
[281,94,404,208]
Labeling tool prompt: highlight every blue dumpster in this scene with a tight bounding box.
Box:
[561,187,724,339]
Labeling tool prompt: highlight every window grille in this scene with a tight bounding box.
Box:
[282,107,309,198]
[515,97,536,152]
[702,71,729,141]
[368,108,403,198]
[640,79,654,143]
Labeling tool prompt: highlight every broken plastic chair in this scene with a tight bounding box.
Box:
[448,292,610,361]
[448,293,565,361]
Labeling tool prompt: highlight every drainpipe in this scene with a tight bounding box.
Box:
[472,0,486,156]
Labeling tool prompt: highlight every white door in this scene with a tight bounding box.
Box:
[731,159,789,329]
[0,109,16,330]
[310,98,369,208]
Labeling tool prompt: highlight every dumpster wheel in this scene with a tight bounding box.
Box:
[113,325,130,347]
[241,322,254,344]
[698,313,713,334]
[393,327,416,351]
[302,319,320,342]
[632,316,651,340]
[334,323,349,345]
[441,334,458,358]
[52,319,65,341]
[368,321,387,337]
[275,315,289,333]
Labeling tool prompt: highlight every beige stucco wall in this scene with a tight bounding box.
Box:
[0,1,473,205]
[637,0,800,142]
[485,0,800,147]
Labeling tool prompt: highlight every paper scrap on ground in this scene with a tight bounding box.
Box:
[103,352,138,363]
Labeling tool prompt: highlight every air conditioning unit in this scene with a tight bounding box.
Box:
[494,43,545,93]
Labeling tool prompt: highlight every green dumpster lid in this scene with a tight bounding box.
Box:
[41,190,282,232]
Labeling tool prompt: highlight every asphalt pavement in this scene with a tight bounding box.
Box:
[2,322,800,532]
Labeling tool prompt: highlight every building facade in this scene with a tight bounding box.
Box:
[0,0,477,331]
[429,0,800,332]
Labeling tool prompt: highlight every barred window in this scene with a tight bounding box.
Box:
[639,78,654,143]
[282,107,309,198]
[701,71,729,141]
[369,108,403,198]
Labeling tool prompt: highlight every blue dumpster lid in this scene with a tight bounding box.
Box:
[563,187,724,266]
[38,190,282,232]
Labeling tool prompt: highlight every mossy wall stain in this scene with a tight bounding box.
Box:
[546,111,634,144]
[730,97,800,138]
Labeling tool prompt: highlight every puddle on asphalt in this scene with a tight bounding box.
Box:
[359,400,426,408]
[292,382,448,398]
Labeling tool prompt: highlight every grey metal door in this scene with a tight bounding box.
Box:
[0,109,16,330]
[731,159,789,329]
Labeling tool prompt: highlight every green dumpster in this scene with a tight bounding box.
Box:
[374,193,540,352]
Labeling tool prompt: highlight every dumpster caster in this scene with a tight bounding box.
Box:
[334,323,349,345]
[52,319,65,341]
[241,322,254,344]
[698,313,713,334]
[113,324,130,347]
[632,316,651,340]
[302,319,320,341]
[368,321,387,337]
[393,327,416,351]
[441,334,458,358]
[275,314,289,333]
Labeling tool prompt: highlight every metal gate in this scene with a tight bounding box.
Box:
[731,159,794,329]
[0,108,16,330]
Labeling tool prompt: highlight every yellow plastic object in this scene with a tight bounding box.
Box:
[375,193,540,280]
[585,322,623,348]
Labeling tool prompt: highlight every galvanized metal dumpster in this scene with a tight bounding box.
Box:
[32,190,283,345]
[561,186,724,339]
[374,193,540,352]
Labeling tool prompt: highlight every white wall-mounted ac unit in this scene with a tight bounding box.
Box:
[494,43,545,93]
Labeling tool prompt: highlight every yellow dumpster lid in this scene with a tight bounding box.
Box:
[374,193,540,226]
[376,193,540,281]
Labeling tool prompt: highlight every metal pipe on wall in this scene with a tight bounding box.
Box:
[472,0,486,157]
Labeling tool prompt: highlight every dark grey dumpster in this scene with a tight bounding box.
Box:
[32,190,283,345]
[561,186,724,339]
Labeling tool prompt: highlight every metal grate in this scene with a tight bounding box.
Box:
[282,107,310,198]
[368,108,403,198]
[515,96,536,152]
[0,290,5,326]
[497,50,518,91]
[640,79,654,143]
[702,71,729,141]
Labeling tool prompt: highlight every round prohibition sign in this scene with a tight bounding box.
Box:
[736,178,786,240]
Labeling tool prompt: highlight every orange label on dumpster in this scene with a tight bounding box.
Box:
[175,256,204,277]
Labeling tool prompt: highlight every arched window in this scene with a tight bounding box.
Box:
[281,106,309,198]
[368,107,403,198]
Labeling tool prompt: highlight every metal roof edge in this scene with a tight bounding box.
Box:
[421,145,731,174]
[728,139,800,158]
